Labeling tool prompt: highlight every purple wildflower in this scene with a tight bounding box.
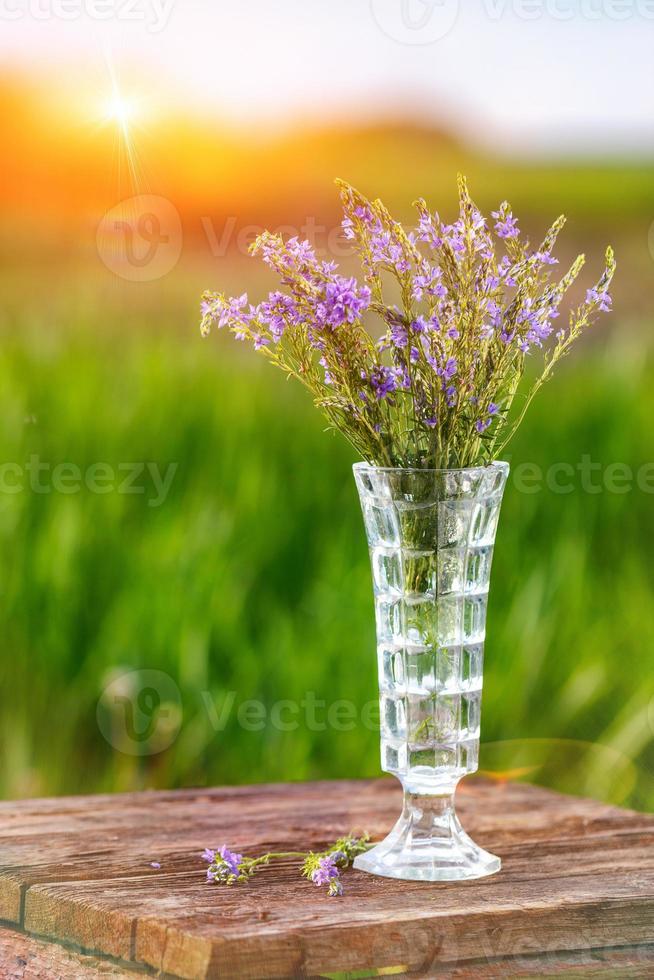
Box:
[221,293,249,326]
[201,848,216,864]
[411,316,431,334]
[342,204,376,241]
[319,357,334,385]
[150,862,161,869]
[412,264,447,302]
[442,218,466,255]
[318,277,371,329]
[416,210,443,249]
[586,287,612,312]
[283,236,316,268]
[369,366,397,401]
[219,846,243,876]
[492,209,520,240]
[476,402,499,434]
[311,854,341,887]
[395,366,411,389]
[535,250,559,266]
[390,323,408,348]
[498,256,517,287]
[443,357,457,380]
[370,229,410,272]
[259,291,299,341]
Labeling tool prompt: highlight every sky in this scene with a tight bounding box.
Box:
[1,0,653,156]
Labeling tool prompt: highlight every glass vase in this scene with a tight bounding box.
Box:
[352,462,509,881]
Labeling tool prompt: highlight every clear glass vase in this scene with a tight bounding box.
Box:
[352,461,509,881]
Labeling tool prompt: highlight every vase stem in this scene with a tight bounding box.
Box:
[353,784,500,881]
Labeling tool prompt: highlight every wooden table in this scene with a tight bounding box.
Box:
[0,778,653,979]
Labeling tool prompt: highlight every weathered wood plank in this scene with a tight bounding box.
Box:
[0,924,141,978]
[0,778,653,979]
[420,944,654,978]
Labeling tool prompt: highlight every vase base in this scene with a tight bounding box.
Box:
[353,844,500,881]
[353,792,501,882]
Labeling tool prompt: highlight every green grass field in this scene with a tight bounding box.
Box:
[0,287,653,810]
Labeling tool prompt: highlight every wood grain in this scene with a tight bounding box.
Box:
[0,924,139,978]
[0,778,652,978]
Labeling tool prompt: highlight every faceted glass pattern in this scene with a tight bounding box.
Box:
[353,462,509,881]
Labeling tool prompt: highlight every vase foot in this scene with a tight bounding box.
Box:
[353,790,501,882]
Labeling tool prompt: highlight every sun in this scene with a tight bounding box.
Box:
[104,93,136,138]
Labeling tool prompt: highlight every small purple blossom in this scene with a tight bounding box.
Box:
[259,291,300,341]
[319,357,334,385]
[341,216,355,240]
[219,846,243,876]
[586,287,612,312]
[535,250,559,266]
[369,229,410,273]
[311,854,341,887]
[416,209,442,249]
[411,316,433,334]
[150,862,161,869]
[318,277,371,329]
[498,255,517,287]
[492,209,520,240]
[201,848,216,864]
[369,366,397,400]
[412,263,448,302]
[390,323,409,348]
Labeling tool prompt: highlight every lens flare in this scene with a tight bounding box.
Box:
[104,94,136,139]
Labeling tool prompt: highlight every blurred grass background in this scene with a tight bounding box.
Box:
[0,84,653,808]
[1,234,654,810]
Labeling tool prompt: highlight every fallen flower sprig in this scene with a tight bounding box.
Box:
[202,834,370,897]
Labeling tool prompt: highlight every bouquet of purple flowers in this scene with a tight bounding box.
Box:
[201,176,614,468]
